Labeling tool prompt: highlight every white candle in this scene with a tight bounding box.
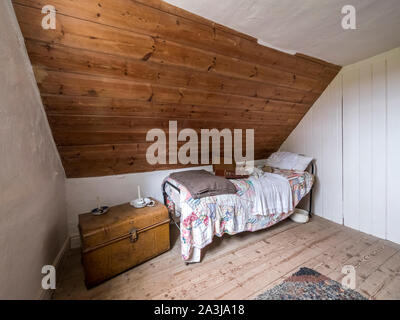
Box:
[137,185,141,200]
[96,196,100,210]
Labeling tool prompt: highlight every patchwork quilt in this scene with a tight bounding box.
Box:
[163,168,314,262]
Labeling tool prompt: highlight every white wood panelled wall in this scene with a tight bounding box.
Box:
[281,74,343,225]
[281,47,400,244]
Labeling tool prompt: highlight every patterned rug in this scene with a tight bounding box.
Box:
[255,267,367,300]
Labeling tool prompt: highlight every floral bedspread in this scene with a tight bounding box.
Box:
[163,169,314,262]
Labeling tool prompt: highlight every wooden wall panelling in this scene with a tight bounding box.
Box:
[16,6,326,94]
[342,67,360,231]
[35,70,310,115]
[321,76,342,224]
[42,96,306,122]
[132,0,258,43]
[50,131,287,148]
[60,144,272,178]
[26,40,320,104]
[358,62,373,235]
[280,75,343,225]
[386,48,400,244]
[281,47,400,244]
[370,58,387,239]
[13,0,340,77]
[12,0,341,177]
[341,50,398,241]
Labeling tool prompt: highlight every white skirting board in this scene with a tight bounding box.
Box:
[70,234,81,249]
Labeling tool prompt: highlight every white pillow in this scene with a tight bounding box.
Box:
[266,152,313,171]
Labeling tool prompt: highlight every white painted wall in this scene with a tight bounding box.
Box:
[281,74,343,225]
[0,1,68,299]
[281,47,400,244]
[342,48,400,244]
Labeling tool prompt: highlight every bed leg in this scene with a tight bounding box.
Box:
[308,161,315,217]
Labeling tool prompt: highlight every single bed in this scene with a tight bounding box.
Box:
[162,160,315,263]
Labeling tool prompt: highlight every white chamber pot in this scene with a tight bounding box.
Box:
[290,208,310,223]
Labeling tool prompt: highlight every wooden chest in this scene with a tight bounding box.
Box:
[78,199,170,288]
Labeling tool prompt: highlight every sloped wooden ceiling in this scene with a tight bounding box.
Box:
[12,0,341,178]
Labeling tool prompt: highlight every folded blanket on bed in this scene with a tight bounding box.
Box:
[250,172,293,216]
[169,170,236,199]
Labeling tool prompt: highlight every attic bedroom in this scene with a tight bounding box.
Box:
[1,0,400,303]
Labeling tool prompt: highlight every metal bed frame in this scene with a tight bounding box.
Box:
[162,161,315,231]
[162,179,182,230]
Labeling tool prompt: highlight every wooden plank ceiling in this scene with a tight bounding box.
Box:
[12,0,341,178]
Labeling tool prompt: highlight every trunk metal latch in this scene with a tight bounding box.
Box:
[129,228,138,242]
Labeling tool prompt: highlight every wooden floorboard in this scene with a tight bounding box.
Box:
[53,216,400,300]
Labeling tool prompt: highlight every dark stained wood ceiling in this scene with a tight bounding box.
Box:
[12,0,341,178]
